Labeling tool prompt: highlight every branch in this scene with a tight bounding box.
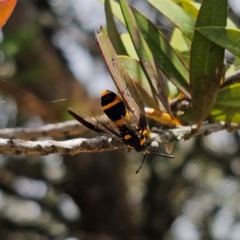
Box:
[0,136,124,155]
[0,120,86,140]
[0,122,238,155]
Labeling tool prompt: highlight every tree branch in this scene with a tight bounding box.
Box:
[0,136,124,155]
[0,121,238,155]
[0,120,86,140]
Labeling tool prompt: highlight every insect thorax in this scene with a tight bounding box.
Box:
[119,125,150,152]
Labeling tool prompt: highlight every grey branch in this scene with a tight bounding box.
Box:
[0,121,238,156]
[0,136,124,155]
[0,120,86,140]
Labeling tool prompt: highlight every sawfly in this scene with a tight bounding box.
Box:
[68,90,174,174]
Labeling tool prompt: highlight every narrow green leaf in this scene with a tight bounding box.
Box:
[148,0,195,40]
[211,105,240,124]
[105,0,127,55]
[173,0,200,18]
[197,27,240,58]
[95,26,145,114]
[120,33,138,59]
[215,83,240,107]
[120,56,161,110]
[189,0,227,124]
[227,19,237,28]
[100,0,190,97]
[119,0,167,111]
[180,1,199,18]
[119,56,148,85]
[132,8,190,97]
[170,28,191,65]
[233,57,240,69]
[171,28,190,53]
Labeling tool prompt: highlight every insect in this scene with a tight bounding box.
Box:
[68,89,174,173]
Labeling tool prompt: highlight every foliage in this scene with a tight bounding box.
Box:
[101,0,240,126]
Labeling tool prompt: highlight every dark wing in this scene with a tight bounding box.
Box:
[90,109,122,138]
[67,108,122,139]
[138,113,148,130]
[68,108,102,133]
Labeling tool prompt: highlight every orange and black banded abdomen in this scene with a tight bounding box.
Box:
[101,90,128,127]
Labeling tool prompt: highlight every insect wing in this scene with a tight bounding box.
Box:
[68,108,122,139]
[68,108,103,134]
[138,113,148,130]
[91,109,122,138]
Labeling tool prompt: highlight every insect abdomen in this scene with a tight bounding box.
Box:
[101,90,129,127]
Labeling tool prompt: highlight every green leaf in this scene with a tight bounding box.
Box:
[105,0,127,55]
[170,28,191,65]
[189,0,227,124]
[100,0,190,97]
[216,83,240,107]
[173,0,200,18]
[197,27,240,58]
[148,0,195,40]
[132,7,190,98]
[233,57,240,69]
[119,0,166,109]
[96,26,145,114]
[171,28,190,53]
[211,104,240,124]
[120,56,171,110]
[120,33,138,59]
[119,56,148,85]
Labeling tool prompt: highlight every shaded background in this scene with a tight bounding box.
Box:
[1,0,240,239]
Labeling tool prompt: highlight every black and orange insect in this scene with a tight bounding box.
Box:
[68,89,174,173]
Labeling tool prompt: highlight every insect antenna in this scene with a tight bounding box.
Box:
[149,152,174,158]
[135,152,174,174]
[136,154,147,174]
